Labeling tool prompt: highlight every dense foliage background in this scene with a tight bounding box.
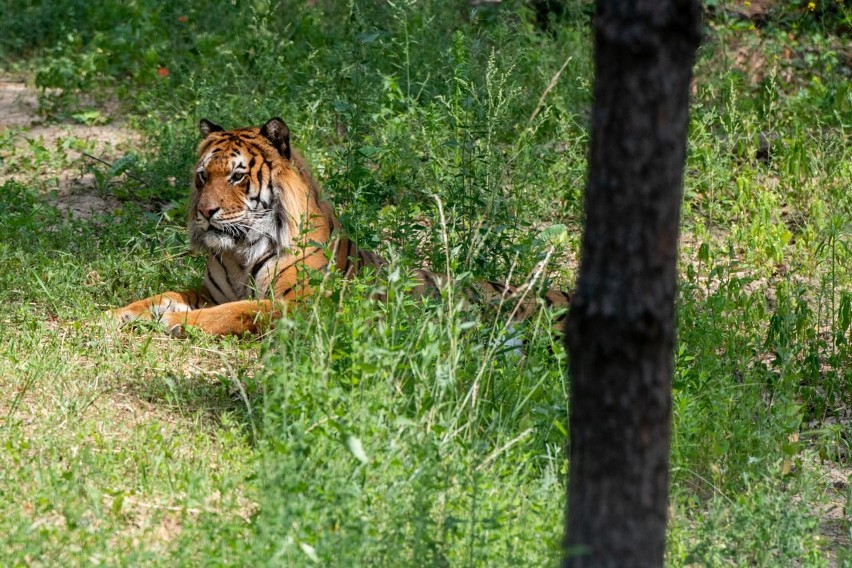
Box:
[0,0,850,565]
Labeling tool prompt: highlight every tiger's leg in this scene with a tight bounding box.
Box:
[159,299,280,336]
[111,290,210,324]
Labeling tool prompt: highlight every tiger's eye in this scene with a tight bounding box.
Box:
[231,173,247,184]
[196,171,207,188]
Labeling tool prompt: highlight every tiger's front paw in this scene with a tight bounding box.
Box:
[108,307,188,337]
[159,311,189,337]
[109,295,194,331]
[109,306,155,325]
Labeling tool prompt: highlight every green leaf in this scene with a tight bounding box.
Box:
[108,154,138,177]
[356,32,379,44]
[299,542,319,563]
[536,223,568,246]
[111,493,124,516]
[71,109,107,125]
[345,434,368,464]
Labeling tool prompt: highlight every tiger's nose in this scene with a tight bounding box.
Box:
[199,206,220,219]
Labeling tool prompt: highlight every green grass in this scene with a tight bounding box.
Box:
[0,186,258,563]
[1,0,851,565]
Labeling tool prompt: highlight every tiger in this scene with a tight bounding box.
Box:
[111,117,570,336]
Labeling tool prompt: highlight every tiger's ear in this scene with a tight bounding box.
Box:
[199,119,224,138]
[260,117,291,159]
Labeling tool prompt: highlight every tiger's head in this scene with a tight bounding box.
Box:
[188,117,325,262]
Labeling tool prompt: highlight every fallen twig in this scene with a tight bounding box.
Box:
[82,151,148,186]
[529,55,573,124]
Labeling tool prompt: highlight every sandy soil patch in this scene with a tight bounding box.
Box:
[0,79,40,128]
[0,79,142,220]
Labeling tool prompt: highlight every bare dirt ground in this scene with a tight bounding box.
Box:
[0,79,39,128]
[0,79,141,220]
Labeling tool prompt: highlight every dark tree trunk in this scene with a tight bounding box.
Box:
[563,1,701,567]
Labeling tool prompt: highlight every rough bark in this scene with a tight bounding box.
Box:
[563,1,701,567]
